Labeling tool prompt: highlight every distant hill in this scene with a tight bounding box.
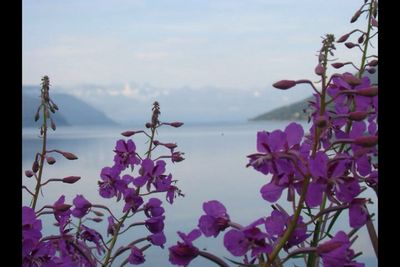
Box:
[23,86,117,127]
[250,96,312,121]
[250,70,378,121]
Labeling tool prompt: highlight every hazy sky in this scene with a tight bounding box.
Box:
[23,0,371,90]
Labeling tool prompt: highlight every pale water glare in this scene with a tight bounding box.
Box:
[22,122,377,266]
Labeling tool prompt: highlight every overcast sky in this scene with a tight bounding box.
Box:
[23,0,371,90]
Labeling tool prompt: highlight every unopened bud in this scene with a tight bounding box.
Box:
[356,87,378,97]
[331,62,345,69]
[358,34,364,44]
[314,64,325,76]
[354,136,378,147]
[371,17,378,27]
[172,152,185,163]
[315,116,328,128]
[367,68,376,74]
[345,42,357,49]
[348,111,368,121]
[169,122,184,128]
[92,210,104,217]
[51,120,56,131]
[34,112,40,122]
[164,143,177,149]
[32,161,39,173]
[25,170,34,178]
[337,33,350,43]
[62,176,81,184]
[153,140,160,146]
[350,9,362,23]
[273,80,296,90]
[91,218,103,223]
[46,156,56,165]
[145,123,152,128]
[61,151,78,160]
[343,75,361,86]
[121,131,136,137]
[368,60,378,67]
[53,204,72,212]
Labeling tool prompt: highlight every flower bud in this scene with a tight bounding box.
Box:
[32,160,39,173]
[357,34,364,44]
[356,87,378,97]
[343,75,361,86]
[348,111,368,121]
[315,64,325,76]
[273,80,296,90]
[153,140,160,146]
[121,131,136,137]
[164,143,177,149]
[91,218,103,223]
[53,203,72,212]
[172,152,185,163]
[371,17,378,27]
[145,123,152,128]
[331,62,345,69]
[51,119,56,131]
[34,112,40,122]
[337,33,350,43]
[354,136,378,147]
[62,176,81,184]
[368,59,378,67]
[315,116,328,128]
[92,210,104,217]
[367,68,376,74]
[61,151,78,160]
[345,42,357,49]
[46,156,56,165]
[350,9,362,23]
[25,170,34,178]
[169,122,184,128]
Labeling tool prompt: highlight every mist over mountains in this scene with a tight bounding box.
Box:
[25,82,310,126]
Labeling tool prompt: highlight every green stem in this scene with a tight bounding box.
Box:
[102,211,130,267]
[31,102,47,211]
[358,1,374,78]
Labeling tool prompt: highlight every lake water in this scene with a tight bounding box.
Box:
[22,121,377,266]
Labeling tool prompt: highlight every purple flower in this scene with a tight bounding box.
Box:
[128,246,145,265]
[98,166,126,199]
[148,232,166,248]
[198,200,230,237]
[134,159,167,190]
[169,229,201,266]
[123,189,144,213]
[224,218,272,258]
[145,216,165,234]
[144,198,165,218]
[317,231,364,267]
[53,195,71,222]
[80,225,105,255]
[265,210,309,249]
[113,139,140,170]
[71,195,92,218]
[22,207,42,257]
[107,216,116,236]
[265,210,288,236]
[349,198,369,228]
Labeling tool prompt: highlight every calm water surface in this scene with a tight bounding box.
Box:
[22,121,377,266]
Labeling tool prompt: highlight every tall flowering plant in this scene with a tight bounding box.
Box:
[168,1,378,266]
[22,78,185,266]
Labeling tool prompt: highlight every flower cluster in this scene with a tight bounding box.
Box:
[23,93,185,266]
[167,1,377,266]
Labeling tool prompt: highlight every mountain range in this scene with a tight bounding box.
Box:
[23,86,117,127]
